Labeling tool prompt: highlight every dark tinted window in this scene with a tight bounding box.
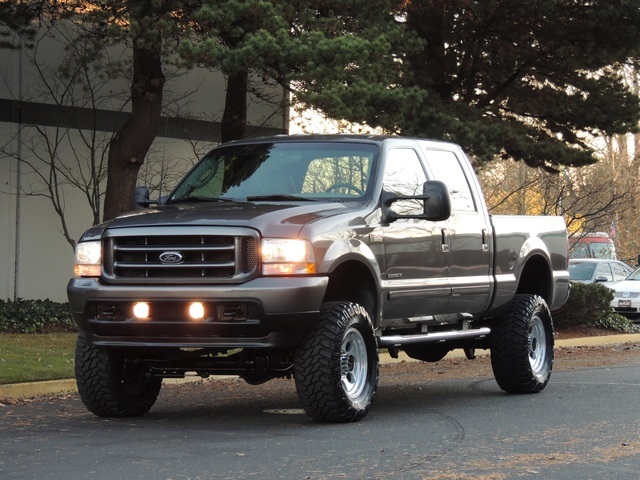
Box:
[170,142,378,202]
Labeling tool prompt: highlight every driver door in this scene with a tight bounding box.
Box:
[380,147,450,320]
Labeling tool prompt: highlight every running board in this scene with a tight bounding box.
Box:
[378,327,491,347]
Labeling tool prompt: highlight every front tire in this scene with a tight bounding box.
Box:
[294,302,379,423]
[75,331,162,417]
[490,294,554,393]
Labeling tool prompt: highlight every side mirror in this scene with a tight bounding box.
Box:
[132,186,159,210]
[422,180,452,221]
[381,180,451,224]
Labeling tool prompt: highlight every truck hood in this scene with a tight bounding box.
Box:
[81,201,363,241]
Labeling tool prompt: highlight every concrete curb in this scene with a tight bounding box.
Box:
[0,375,218,401]
[2,333,639,401]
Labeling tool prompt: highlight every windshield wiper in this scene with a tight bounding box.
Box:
[246,194,317,202]
[167,196,237,204]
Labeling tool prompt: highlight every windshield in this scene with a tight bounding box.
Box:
[589,242,615,259]
[626,268,640,281]
[169,142,378,203]
[569,239,615,259]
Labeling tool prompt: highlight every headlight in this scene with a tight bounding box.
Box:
[74,241,102,277]
[261,239,316,275]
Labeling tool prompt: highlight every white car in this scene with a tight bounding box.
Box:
[609,267,640,321]
[568,259,633,285]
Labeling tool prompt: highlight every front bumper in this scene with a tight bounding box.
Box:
[67,276,329,349]
[611,297,640,319]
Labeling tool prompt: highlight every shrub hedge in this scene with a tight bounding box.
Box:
[553,282,638,333]
[0,298,76,334]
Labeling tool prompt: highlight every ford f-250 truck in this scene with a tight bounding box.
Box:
[67,135,570,423]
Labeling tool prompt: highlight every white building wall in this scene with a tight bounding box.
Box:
[0,26,287,302]
[0,38,20,300]
[0,127,18,300]
[11,177,79,300]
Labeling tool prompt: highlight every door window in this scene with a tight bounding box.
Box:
[424,150,476,212]
[612,262,632,280]
[383,148,427,215]
[594,263,614,282]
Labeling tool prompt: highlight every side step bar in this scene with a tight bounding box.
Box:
[378,327,491,347]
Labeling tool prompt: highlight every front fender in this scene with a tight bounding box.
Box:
[317,238,382,281]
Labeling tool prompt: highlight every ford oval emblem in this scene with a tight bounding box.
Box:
[159,251,184,264]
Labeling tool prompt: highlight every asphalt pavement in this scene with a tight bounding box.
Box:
[1,333,639,401]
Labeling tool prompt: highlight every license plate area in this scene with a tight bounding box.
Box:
[618,299,632,308]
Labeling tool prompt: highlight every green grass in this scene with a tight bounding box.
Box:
[0,333,77,384]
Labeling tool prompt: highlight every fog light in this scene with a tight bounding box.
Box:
[189,302,205,320]
[133,302,150,319]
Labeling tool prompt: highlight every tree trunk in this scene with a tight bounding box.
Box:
[220,69,248,143]
[102,3,164,221]
[406,1,448,98]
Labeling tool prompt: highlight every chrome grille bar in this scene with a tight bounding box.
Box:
[102,226,258,284]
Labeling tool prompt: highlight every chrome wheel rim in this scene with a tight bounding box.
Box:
[340,326,368,401]
[528,313,548,375]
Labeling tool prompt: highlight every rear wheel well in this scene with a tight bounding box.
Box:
[323,261,378,326]
[516,255,552,304]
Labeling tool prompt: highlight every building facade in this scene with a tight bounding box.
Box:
[0,25,288,302]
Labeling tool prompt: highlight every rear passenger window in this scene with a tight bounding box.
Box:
[612,262,632,280]
[424,150,476,212]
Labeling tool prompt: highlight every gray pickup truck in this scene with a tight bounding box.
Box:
[67,135,570,423]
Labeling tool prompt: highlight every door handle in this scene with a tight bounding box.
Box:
[481,228,489,252]
[441,228,450,253]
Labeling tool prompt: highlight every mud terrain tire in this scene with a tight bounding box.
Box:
[75,331,162,417]
[490,294,554,393]
[294,301,378,423]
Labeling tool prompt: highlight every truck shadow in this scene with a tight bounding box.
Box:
[135,374,505,427]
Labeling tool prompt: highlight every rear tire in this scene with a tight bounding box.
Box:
[490,294,554,393]
[294,301,378,423]
[75,331,162,417]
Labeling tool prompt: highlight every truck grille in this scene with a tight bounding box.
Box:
[102,227,258,284]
